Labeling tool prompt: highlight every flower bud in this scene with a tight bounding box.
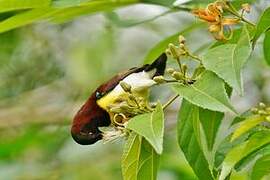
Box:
[150,102,157,108]
[120,104,132,112]
[153,76,166,84]
[120,81,131,92]
[259,102,266,109]
[179,43,185,50]
[139,101,146,108]
[109,107,122,114]
[138,97,145,102]
[168,43,180,59]
[178,35,186,44]
[172,71,183,80]
[251,108,258,114]
[128,94,137,102]
[165,49,172,56]
[182,64,188,74]
[166,68,175,74]
[242,3,251,13]
[258,110,267,115]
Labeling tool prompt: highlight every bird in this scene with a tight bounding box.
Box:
[71,53,167,145]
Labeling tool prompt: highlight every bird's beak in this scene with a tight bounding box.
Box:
[71,128,103,145]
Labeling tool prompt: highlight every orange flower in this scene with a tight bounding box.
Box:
[192,1,240,40]
[192,2,223,23]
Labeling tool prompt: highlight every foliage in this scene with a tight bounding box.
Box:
[177,100,213,180]
[202,25,251,95]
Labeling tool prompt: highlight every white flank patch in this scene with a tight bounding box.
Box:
[113,70,156,94]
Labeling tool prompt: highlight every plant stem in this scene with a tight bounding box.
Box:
[226,3,256,27]
[163,95,180,110]
[239,16,256,27]
[176,57,183,73]
[188,53,202,63]
[165,79,179,83]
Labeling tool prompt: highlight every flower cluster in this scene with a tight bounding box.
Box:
[251,103,270,122]
[192,0,250,40]
[108,81,153,127]
[102,81,154,142]
[153,35,202,85]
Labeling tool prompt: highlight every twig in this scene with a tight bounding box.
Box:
[163,95,180,110]
[176,57,183,73]
[188,53,202,63]
[226,3,256,27]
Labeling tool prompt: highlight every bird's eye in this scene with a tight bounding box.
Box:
[95,91,102,99]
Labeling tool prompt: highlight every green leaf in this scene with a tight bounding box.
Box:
[171,71,236,113]
[253,7,270,47]
[0,0,51,13]
[52,0,81,8]
[231,115,265,142]
[50,0,138,23]
[235,144,270,172]
[122,133,160,180]
[202,25,251,95]
[230,110,253,125]
[230,170,249,180]
[0,0,138,33]
[177,100,214,180]
[127,102,164,154]
[199,84,231,151]
[214,134,249,169]
[143,22,204,64]
[0,8,58,34]
[199,108,224,150]
[263,30,270,66]
[141,0,175,7]
[251,154,270,180]
[219,130,270,180]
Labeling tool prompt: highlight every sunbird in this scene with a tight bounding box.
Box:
[71,53,167,145]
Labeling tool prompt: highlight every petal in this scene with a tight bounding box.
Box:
[208,24,221,33]
[222,18,240,25]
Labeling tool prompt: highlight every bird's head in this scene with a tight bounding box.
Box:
[71,89,111,145]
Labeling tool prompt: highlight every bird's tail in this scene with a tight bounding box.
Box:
[144,53,167,77]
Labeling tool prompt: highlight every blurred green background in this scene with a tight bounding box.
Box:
[0,1,270,179]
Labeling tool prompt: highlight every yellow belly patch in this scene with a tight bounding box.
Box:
[97,93,118,111]
[97,91,129,110]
